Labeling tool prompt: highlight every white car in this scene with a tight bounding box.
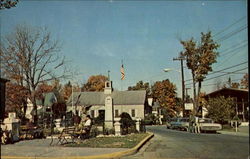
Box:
[198,118,222,133]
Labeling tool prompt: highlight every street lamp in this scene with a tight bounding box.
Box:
[163,68,185,116]
[163,68,181,73]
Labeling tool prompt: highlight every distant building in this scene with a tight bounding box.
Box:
[205,88,249,122]
[0,78,9,121]
[67,80,147,129]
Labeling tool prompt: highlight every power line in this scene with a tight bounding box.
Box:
[213,16,246,38]
[219,41,248,56]
[215,50,247,69]
[216,25,247,42]
[189,78,243,88]
[185,67,248,86]
[185,61,248,82]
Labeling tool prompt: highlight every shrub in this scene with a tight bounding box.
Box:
[205,96,235,124]
[119,112,136,135]
[144,114,158,125]
[103,128,115,135]
[90,126,100,137]
[93,112,104,126]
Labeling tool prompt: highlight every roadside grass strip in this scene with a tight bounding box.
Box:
[65,133,149,148]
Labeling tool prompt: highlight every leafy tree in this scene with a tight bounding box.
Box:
[205,96,235,124]
[180,31,219,114]
[231,82,240,89]
[5,82,29,119]
[128,80,150,95]
[0,0,18,10]
[36,82,54,99]
[1,24,67,124]
[81,75,108,92]
[240,73,248,89]
[151,79,179,117]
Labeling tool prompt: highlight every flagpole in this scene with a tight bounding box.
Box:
[120,60,124,115]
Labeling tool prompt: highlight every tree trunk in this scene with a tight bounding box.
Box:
[22,98,27,120]
[197,81,202,115]
[192,72,197,115]
[30,90,38,125]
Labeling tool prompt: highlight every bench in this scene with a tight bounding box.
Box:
[50,126,76,145]
[20,125,43,139]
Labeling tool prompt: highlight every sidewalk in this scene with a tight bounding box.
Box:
[1,139,128,159]
[218,126,249,137]
[1,133,154,159]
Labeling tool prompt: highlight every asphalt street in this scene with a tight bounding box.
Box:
[122,125,249,159]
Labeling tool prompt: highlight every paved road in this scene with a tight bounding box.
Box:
[123,125,249,159]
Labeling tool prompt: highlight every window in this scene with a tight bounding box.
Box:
[131,109,135,117]
[90,110,95,118]
[115,109,119,117]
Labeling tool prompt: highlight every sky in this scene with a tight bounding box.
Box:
[0,0,248,97]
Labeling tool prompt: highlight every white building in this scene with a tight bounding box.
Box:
[67,81,147,129]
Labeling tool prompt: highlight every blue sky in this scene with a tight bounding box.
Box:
[0,0,248,97]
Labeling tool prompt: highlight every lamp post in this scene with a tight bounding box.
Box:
[164,68,185,116]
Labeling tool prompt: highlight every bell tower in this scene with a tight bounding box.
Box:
[104,81,112,94]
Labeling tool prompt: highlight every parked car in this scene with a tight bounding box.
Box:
[179,118,189,131]
[167,117,189,131]
[198,118,222,133]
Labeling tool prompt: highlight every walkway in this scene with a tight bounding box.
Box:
[1,138,128,158]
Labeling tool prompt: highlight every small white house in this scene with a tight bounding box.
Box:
[67,81,147,129]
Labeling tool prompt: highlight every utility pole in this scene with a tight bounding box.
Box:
[173,56,186,115]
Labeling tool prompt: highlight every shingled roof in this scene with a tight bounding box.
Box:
[67,90,146,106]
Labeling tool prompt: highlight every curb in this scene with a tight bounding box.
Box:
[217,131,249,137]
[2,132,154,159]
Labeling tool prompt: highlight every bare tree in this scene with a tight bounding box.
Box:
[1,24,68,123]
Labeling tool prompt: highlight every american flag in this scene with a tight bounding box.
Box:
[121,64,125,80]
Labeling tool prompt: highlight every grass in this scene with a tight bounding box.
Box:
[65,133,149,148]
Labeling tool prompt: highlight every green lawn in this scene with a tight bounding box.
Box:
[65,133,149,148]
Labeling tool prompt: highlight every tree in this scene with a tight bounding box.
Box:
[1,24,67,124]
[128,80,150,95]
[61,81,72,101]
[36,82,54,99]
[180,31,219,114]
[0,0,18,10]
[205,96,235,124]
[81,75,108,92]
[240,73,248,89]
[5,82,29,119]
[151,79,180,117]
[231,82,240,89]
